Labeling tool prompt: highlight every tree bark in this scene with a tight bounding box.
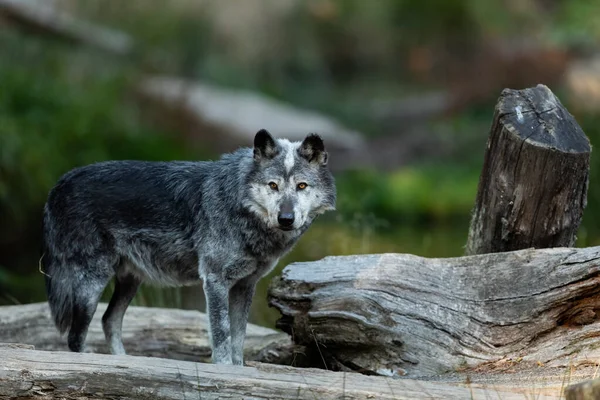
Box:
[465,84,590,255]
[268,246,600,378]
[0,344,564,399]
[0,302,292,364]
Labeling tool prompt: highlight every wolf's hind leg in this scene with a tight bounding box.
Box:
[67,277,111,353]
[229,278,258,366]
[102,270,142,355]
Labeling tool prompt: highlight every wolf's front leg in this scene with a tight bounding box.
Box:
[229,278,258,365]
[203,274,233,364]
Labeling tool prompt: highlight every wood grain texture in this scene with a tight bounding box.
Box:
[0,346,563,399]
[0,302,291,364]
[466,84,590,255]
[269,246,600,377]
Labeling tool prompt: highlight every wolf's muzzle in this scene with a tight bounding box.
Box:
[277,212,295,229]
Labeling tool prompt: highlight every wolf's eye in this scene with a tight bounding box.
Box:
[268,182,278,191]
[297,182,308,190]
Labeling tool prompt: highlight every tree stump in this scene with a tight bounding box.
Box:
[268,247,600,378]
[465,84,590,255]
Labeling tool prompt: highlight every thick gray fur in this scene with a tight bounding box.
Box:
[42,130,336,365]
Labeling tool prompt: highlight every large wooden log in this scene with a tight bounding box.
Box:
[0,344,564,399]
[465,84,590,255]
[135,76,366,171]
[268,246,600,378]
[0,302,291,364]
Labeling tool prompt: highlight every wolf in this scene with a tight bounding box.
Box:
[41,129,336,365]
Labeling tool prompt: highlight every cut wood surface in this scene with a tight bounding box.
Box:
[0,302,290,364]
[269,246,600,378]
[0,0,134,55]
[0,345,566,399]
[466,84,590,255]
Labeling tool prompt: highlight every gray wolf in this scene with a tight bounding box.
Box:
[42,129,336,365]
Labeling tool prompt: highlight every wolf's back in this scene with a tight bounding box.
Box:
[41,160,208,333]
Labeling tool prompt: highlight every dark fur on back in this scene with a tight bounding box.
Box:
[42,131,336,363]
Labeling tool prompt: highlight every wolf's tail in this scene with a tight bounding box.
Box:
[42,207,73,335]
[43,255,73,335]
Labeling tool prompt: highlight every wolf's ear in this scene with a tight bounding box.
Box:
[299,133,328,166]
[254,129,278,161]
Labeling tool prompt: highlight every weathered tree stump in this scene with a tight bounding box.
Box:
[268,246,600,378]
[465,84,590,255]
[0,344,565,399]
[0,302,292,364]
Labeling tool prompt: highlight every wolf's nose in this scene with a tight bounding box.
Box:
[278,213,295,227]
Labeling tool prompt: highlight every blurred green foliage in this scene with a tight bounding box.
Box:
[336,166,479,226]
[552,0,600,45]
[0,31,200,229]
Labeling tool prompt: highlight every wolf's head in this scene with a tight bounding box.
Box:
[243,129,336,233]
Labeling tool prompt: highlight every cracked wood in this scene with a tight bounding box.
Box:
[0,345,563,399]
[465,84,590,255]
[268,246,600,377]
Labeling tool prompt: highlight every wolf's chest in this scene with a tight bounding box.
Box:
[242,233,297,261]
[220,255,278,283]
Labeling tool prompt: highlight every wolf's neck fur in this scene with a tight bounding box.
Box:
[171,149,302,261]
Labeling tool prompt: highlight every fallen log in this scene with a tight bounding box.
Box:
[0,0,134,55]
[134,75,366,171]
[465,84,590,255]
[0,344,564,399]
[0,302,291,364]
[268,246,600,378]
